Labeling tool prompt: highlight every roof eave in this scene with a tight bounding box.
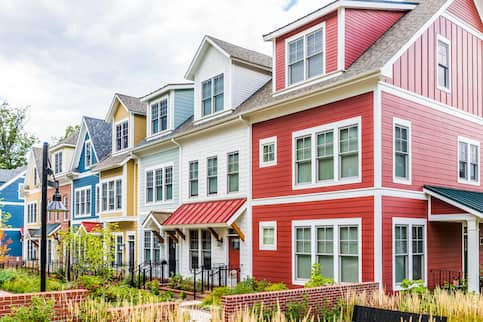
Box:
[141,83,194,102]
[423,187,483,219]
[184,36,231,81]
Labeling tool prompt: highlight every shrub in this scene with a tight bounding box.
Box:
[77,275,104,292]
[263,283,288,292]
[400,279,428,295]
[285,297,309,321]
[304,263,334,288]
[0,296,54,322]
[145,280,160,295]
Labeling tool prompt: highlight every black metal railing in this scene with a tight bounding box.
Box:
[192,265,240,299]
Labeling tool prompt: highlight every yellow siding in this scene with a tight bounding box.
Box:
[113,100,129,123]
[114,222,138,265]
[25,191,41,228]
[126,160,135,216]
[100,167,123,180]
[133,115,146,146]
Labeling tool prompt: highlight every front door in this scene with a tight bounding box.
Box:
[228,236,240,269]
[128,236,135,270]
[168,237,176,276]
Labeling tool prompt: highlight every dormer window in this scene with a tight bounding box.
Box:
[150,98,168,135]
[54,151,63,174]
[202,74,224,116]
[287,24,325,86]
[85,141,92,168]
[115,120,129,151]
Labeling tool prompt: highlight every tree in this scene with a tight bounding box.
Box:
[59,124,80,142]
[0,102,37,169]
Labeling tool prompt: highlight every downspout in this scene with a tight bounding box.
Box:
[171,137,181,274]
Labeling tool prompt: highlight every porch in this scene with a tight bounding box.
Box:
[424,185,483,293]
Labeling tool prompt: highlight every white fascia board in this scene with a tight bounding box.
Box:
[184,36,230,80]
[141,83,194,103]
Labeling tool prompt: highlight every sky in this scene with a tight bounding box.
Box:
[0,0,332,142]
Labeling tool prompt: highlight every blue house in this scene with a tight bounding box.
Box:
[0,167,26,259]
[71,116,111,225]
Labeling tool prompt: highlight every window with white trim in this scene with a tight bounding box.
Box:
[150,98,168,135]
[293,219,360,284]
[437,36,450,91]
[101,179,122,212]
[259,221,277,251]
[145,165,173,204]
[458,137,479,185]
[115,121,129,151]
[207,157,218,195]
[287,24,325,86]
[144,230,163,263]
[393,119,411,183]
[27,202,37,224]
[95,184,100,214]
[54,151,63,174]
[393,219,426,288]
[293,117,361,188]
[259,137,277,167]
[85,141,92,168]
[75,187,91,217]
[27,240,37,260]
[190,229,211,269]
[202,74,224,116]
[63,195,69,220]
[115,234,123,266]
[189,161,199,197]
[227,152,239,193]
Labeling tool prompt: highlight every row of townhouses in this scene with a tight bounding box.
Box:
[8,0,483,293]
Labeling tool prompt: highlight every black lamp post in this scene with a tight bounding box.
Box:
[40,142,68,292]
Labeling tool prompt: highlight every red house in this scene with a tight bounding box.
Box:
[240,0,483,293]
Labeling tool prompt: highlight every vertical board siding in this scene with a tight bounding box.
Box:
[252,197,374,287]
[275,11,338,91]
[381,197,427,292]
[381,92,483,191]
[174,89,194,129]
[431,198,464,214]
[345,9,405,69]
[252,93,374,199]
[448,0,483,32]
[386,15,483,117]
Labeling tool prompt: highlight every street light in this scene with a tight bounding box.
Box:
[40,142,68,292]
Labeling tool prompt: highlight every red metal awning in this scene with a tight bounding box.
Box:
[163,198,246,226]
[81,221,102,233]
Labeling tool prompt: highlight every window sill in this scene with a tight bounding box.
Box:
[147,129,173,141]
[144,200,175,206]
[260,161,277,168]
[259,245,277,251]
[457,179,480,186]
[292,177,361,190]
[274,70,343,97]
[194,109,233,125]
[437,85,451,93]
[393,177,412,185]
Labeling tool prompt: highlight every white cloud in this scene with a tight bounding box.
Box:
[0,0,331,142]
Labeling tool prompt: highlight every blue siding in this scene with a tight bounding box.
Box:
[1,204,24,228]
[77,132,98,173]
[72,175,99,220]
[0,177,24,203]
[4,230,22,257]
[174,89,194,129]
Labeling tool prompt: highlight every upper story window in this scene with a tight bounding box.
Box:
[259,221,277,251]
[115,121,129,151]
[207,157,218,195]
[287,24,325,86]
[202,74,224,117]
[85,141,92,168]
[458,137,479,185]
[101,178,122,212]
[393,119,411,184]
[145,165,173,204]
[227,151,239,193]
[75,187,91,217]
[150,98,168,135]
[259,137,277,167]
[437,36,450,91]
[189,161,199,197]
[27,202,37,224]
[54,152,63,174]
[293,117,360,189]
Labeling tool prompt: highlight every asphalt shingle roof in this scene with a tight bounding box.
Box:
[84,116,112,162]
[0,166,26,184]
[90,151,131,171]
[52,130,79,148]
[28,223,61,238]
[424,185,483,214]
[32,147,44,179]
[116,93,147,115]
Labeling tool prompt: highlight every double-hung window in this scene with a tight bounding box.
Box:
[189,161,199,197]
[293,219,361,284]
[116,121,129,151]
[144,231,152,263]
[85,141,92,168]
[27,203,37,223]
[165,167,173,200]
[394,119,411,183]
[259,137,277,167]
[145,165,174,204]
[150,98,168,135]
[259,221,277,251]
[227,152,239,193]
[287,25,325,86]
[54,152,63,174]
[202,74,224,116]
[144,230,163,264]
[75,187,91,217]
[437,36,450,91]
[190,229,212,270]
[115,234,123,266]
[458,137,479,185]
[207,157,218,195]
[393,219,426,289]
[293,117,360,188]
[101,179,122,212]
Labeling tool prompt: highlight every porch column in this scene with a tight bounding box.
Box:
[467,218,480,293]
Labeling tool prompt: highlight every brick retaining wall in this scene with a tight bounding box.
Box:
[0,289,88,320]
[221,282,379,321]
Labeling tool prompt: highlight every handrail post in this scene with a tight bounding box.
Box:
[193,269,197,300]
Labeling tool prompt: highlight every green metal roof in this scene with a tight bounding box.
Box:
[424,185,483,214]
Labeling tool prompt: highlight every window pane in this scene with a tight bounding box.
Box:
[459,142,468,179]
[289,61,304,85]
[151,103,159,134]
[263,143,275,163]
[297,254,311,279]
[203,99,212,116]
[413,255,423,280]
[208,177,217,194]
[317,256,334,279]
[395,154,408,178]
[307,53,323,78]
[340,256,358,282]
[297,161,312,183]
[395,255,408,283]
[160,99,168,131]
[288,38,304,64]
[263,227,274,245]
[340,154,358,178]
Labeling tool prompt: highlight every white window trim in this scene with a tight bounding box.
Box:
[259,136,278,168]
[285,21,326,89]
[457,136,480,186]
[27,201,38,224]
[114,232,124,265]
[144,162,175,206]
[95,183,100,215]
[84,140,93,169]
[227,151,240,194]
[436,34,451,93]
[53,151,63,175]
[259,221,277,251]
[189,229,212,270]
[292,116,362,190]
[392,217,427,291]
[74,186,92,218]
[207,156,218,196]
[148,95,172,137]
[393,118,412,185]
[114,119,129,152]
[18,183,24,200]
[292,218,362,286]
[189,160,199,198]
[201,73,225,118]
[99,176,124,214]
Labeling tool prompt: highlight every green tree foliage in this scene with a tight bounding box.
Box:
[59,124,80,142]
[0,102,37,169]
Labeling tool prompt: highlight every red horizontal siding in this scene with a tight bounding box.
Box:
[386,15,483,117]
[431,198,464,214]
[447,0,483,32]
[382,197,427,292]
[275,11,338,91]
[381,92,483,192]
[252,92,374,199]
[252,197,374,287]
[345,9,405,69]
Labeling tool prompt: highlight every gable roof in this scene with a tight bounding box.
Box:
[51,130,79,150]
[90,151,131,172]
[84,116,112,162]
[424,185,483,216]
[0,167,25,184]
[32,147,44,180]
[185,35,272,80]
[116,93,146,115]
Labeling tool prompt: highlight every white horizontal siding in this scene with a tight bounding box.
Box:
[232,64,271,108]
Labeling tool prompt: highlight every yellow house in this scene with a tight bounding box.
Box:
[91,93,146,269]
